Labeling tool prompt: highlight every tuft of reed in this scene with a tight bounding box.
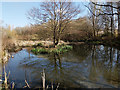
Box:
[3,65,10,89]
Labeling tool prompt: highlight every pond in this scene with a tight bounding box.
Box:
[3,44,120,88]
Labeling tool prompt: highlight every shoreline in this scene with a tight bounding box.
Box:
[1,38,120,63]
[0,40,69,63]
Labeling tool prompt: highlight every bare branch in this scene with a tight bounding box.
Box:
[85,4,118,17]
[91,2,118,9]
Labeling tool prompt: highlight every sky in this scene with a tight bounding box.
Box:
[1,2,88,28]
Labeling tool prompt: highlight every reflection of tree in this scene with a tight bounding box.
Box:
[18,45,120,88]
[19,52,82,87]
[62,44,92,63]
[53,53,63,76]
[92,46,120,87]
[48,53,64,85]
[89,45,98,81]
[73,44,92,58]
[86,45,120,87]
[116,50,120,87]
[26,47,32,59]
[116,50,120,64]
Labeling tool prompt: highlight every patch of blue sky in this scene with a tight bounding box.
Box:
[2,2,88,28]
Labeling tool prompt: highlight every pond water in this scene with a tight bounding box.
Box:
[3,44,120,88]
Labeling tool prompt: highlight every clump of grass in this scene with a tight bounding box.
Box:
[31,48,49,54]
[52,44,73,54]
[31,44,73,54]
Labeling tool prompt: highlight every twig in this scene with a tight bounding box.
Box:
[46,85,49,89]
[0,79,2,82]
[7,71,10,79]
[23,86,27,88]
[11,81,15,90]
[25,80,30,88]
[56,83,60,90]
[51,81,53,90]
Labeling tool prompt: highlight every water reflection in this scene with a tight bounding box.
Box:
[5,44,120,88]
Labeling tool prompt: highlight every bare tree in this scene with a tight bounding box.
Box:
[27,1,80,47]
[86,2,103,37]
[87,1,120,36]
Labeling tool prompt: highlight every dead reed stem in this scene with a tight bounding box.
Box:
[56,83,60,90]
[25,80,30,88]
[42,69,45,90]
[4,65,8,89]
[51,81,53,90]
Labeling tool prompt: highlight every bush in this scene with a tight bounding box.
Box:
[1,25,17,51]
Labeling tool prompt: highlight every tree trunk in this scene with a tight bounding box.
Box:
[53,2,56,48]
[92,4,96,38]
[118,1,120,36]
[118,12,120,35]
[92,15,96,38]
[55,36,60,46]
[111,17,113,35]
[53,28,56,48]
[111,2,114,36]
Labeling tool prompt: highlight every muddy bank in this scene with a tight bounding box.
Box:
[6,40,69,51]
[69,42,85,45]
[15,40,69,47]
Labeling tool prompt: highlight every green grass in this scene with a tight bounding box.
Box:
[52,44,73,54]
[31,44,73,54]
[31,48,49,54]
